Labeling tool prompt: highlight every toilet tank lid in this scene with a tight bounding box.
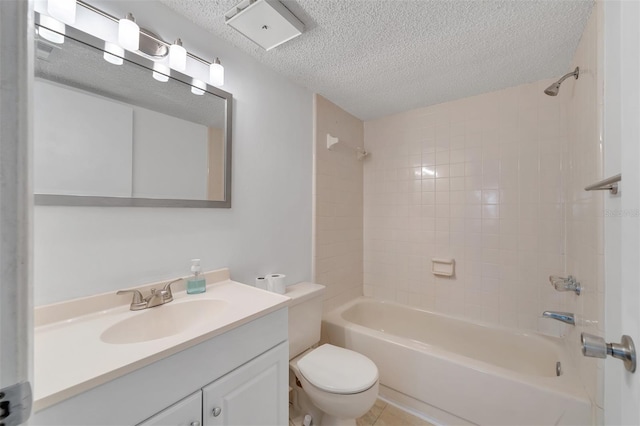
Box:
[285,282,325,306]
[297,344,378,394]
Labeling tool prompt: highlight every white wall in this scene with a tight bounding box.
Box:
[34,1,313,305]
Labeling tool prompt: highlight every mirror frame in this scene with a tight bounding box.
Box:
[34,13,233,208]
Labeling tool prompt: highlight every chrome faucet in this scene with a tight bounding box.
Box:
[549,275,581,295]
[542,311,575,325]
[117,278,182,311]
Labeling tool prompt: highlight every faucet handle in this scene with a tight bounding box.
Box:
[161,278,182,303]
[549,275,581,295]
[117,289,146,311]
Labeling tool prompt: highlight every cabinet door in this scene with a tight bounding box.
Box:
[202,342,288,426]
[137,391,202,426]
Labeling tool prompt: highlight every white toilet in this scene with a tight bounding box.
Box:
[286,282,379,426]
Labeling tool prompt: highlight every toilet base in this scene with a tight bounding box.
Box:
[290,370,364,426]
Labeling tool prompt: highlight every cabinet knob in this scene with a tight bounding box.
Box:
[190,422,201,426]
[212,407,222,417]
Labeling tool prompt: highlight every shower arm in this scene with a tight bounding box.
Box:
[556,67,580,85]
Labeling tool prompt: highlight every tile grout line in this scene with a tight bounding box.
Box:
[371,402,388,426]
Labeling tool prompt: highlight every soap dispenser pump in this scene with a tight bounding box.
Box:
[187,259,206,294]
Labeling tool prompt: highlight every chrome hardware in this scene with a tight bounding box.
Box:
[145,288,165,308]
[581,333,636,373]
[116,289,146,311]
[584,173,621,195]
[542,311,575,325]
[556,361,562,377]
[117,278,182,311]
[549,275,581,295]
[212,407,222,417]
[160,278,182,303]
[190,422,201,426]
[0,381,32,426]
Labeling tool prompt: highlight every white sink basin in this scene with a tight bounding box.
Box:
[100,299,228,344]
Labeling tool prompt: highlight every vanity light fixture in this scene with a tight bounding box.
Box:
[38,15,66,44]
[118,13,140,51]
[191,79,206,96]
[47,0,77,24]
[60,1,226,92]
[152,63,170,82]
[209,58,224,86]
[169,39,187,71]
[103,42,124,65]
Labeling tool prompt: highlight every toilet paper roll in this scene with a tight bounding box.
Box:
[266,273,286,294]
[255,276,267,290]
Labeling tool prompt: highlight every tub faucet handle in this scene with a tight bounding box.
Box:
[549,275,581,295]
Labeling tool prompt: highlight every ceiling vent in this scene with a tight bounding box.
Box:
[225,0,304,51]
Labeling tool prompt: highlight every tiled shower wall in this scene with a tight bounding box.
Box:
[363,79,574,335]
[314,94,364,312]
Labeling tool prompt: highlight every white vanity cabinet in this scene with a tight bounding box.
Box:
[202,342,288,426]
[137,343,288,426]
[32,308,288,426]
[137,391,202,426]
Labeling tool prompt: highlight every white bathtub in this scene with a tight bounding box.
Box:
[322,297,591,426]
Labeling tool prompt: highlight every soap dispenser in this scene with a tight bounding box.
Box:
[187,259,206,294]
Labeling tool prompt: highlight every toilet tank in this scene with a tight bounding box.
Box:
[286,282,325,359]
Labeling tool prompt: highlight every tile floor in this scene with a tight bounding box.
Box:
[357,399,435,426]
[290,398,434,426]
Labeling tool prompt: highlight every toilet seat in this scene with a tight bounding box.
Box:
[297,344,378,395]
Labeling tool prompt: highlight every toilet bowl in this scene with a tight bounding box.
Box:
[285,283,379,426]
[290,344,379,425]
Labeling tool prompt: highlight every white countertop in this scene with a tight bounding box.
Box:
[34,274,289,411]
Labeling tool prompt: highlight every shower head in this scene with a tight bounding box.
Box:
[544,82,562,97]
[544,67,579,96]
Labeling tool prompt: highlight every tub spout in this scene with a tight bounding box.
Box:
[542,311,575,325]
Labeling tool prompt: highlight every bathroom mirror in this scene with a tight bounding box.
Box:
[33,16,232,208]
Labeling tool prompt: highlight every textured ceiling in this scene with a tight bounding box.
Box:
[161,0,593,120]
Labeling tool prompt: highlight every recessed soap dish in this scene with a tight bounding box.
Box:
[432,258,455,277]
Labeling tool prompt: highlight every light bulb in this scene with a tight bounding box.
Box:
[103,42,124,65]
[169,39,187,71]
[209,58,224,86]
[38,15,65,44]
[118,13,139,51]
[47,0,76,24]
[152,63,170,82]
[191,79,206,96]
